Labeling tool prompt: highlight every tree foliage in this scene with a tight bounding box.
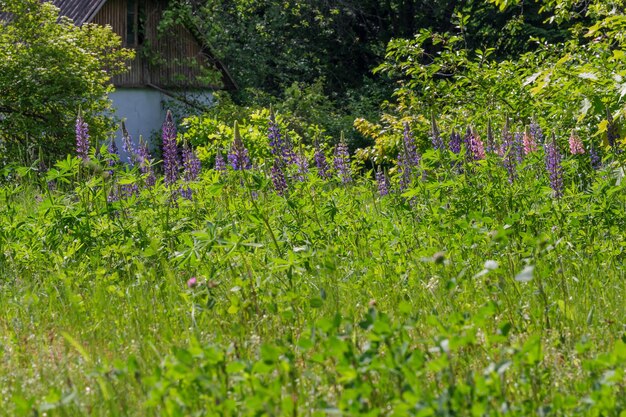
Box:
[0,0,133,162]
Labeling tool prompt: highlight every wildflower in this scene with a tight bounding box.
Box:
[228,121,251,170]
[568,130,585,155]
[501,123,517,183]
[529,118,544,146]
[523,126,538,155]
[214,150,226,172]
[136,136,156,187]
[467,126,485,160]
[430,113,445,151]
[271,158,288,195]
[398,122,420,190]
[162,110,180,186]
[314,140,331,180]
[121,121,137,166]
[333,133,352,184]
[187,277,198,288]
[106,137,118,175]
[514,131,525,163]
[545,133,564,198]
[268,108,293,162]
[182,142,201,182]
[376,167,389,196]
[589,144,601,170]
[294,149,309,182]
[76,112,90,161]
[449,129,462,154]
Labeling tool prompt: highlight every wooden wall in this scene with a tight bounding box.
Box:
[91,0,216,88]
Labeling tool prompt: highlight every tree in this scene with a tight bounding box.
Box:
[0,0,133,163]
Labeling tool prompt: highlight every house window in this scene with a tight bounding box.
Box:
[126,0,144,47]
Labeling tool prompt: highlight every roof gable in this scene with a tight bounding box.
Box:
[51,0,106,26]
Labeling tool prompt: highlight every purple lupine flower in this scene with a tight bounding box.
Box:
[545,134,564,198]
[467,126,486,160]
[121,121,138,166]
[513,131,525,163]
[271,158,288,195]
[182,142,201,182]
[294,149,309,182]
[268,109,287,159]
[214,150,226,172]
[314,140,331,180]
[162,110,180,186]
[589,144,602,170]
[376,167,389,196]
[530,118,544,146]
[402,122,420,166]
[523,126,538,155]
[106,137,118,175]
[398,123,420,190]
[449,129,462,154]
[607,108,620,151]
[282,131,296,164]
[501,124,517,183]
[486,120,496,154]
[136,137,156,187]
[568,130,585,155]
[76,113,90,161]
[333,134,352,184]
[228,121,251,170]
[430,113,445,151]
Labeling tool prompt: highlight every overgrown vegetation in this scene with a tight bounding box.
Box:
[0,0,132,163]
[2,0,626,415]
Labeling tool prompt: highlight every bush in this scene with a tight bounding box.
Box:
[0,0,133,164]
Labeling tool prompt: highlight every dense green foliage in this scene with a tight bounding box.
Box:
[1,108,626,414]
[0,0,132,163]
[2,0,626,415]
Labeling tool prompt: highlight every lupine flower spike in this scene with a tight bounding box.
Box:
[314,139,331,180]
[449,129,461,154]
[523,126,538,155]
[398,123,419,190]
[545,133,564,198]
[514,130,525,163]
[530,118,544,146]
[271,158,288,195]
[76,111,90,161]
[214,149,226,172]
[501,121,517,183]
[376,166,389,196]
[268,107,293,162]
[468,126,485,160]
[294,148,309,182]
[589,144,602,170]
[334,132,352,184]
[106,137,118,176]
[430,113,444,151]
[136,136,156,187]
[162,110,180,186]
[228,121,251,170]
[121,121,137,166]
[569,130,585,155]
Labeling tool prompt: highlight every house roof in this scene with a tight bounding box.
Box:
[1,0,237,90]
[50,0,106,26]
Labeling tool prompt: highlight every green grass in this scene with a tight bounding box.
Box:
[0,151,625,416]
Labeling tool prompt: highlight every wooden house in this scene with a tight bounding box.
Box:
[31,0,235,145]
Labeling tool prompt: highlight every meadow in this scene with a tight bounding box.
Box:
[0,112,625,417]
